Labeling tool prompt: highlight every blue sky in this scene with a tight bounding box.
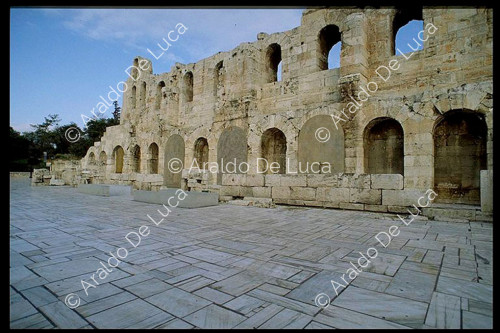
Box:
[10,8,423,133]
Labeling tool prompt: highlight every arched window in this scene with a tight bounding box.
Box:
[261,128,287,174]
[194,138,209,169]
[434,110,487,204]
[156,81,165,109]
[318,25,342,70]
[131,86,136,109]
[112,146,124,173]
[214,61,224,96]
[131,145,141,173]
[183,72,193,102]
[131,58,139,80]
[140,81,147,107]
[99,151,107,166]
[148,143,159,174]
[265,43,282,83]
[364,118,404,175]
[393,8,424,55]
[88,152,95,166]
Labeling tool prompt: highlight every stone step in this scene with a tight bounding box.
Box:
[422,204,492,222]
[77,184,132,196]
[133,189,219,208]
[226,197,274,208]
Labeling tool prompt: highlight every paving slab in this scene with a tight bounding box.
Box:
[385,269,437,302]
[145,287,211,318]
[424,292,461,328]
[314,305,410,329]
[436,276,493,304]
[183,304,246,328]
[86,298,172,328]
[332,286,429,327]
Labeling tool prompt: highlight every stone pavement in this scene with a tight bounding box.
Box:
[10,177,493,329]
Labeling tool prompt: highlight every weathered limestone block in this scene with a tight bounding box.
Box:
[31,169,50,186]
[240,186,253,197]
[279,175,307,187]
[187,179,199,187]
[252,186,271,198]
[271,186,291,199]
[350,188,382,205]
[316,187,350,203]
[219,185,241,197]
[303,200,324,207]
[221,174,246,186]
[339,173,371,189]
[242,197,274,208]
[265,174,281,186]
[339,202,364,210]
[324,201,340,209]
[49,177,65,186]
[371,174,404,190]
[245,174,265,187]
[382,189,428,206]
[365,204,388,212]
[306,174,339,187]
[290,187,316,201]
[480,170,493,214]
[287,199,305,206]
[387,206,412,214]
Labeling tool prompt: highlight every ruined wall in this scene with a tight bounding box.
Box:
[79,7,493,212]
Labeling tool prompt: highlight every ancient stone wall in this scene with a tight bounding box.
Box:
[77,7,493,212]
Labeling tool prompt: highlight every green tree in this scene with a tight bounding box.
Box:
[86,118,112,143]
[55,123,90,157]
[112,100,121,123]
[28,114,61,158]
[11,113,119,163]
[9,127,36,171]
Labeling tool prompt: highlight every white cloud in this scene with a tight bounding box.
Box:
[50,8,304,65]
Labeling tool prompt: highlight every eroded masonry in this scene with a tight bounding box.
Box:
[50,8,493,217]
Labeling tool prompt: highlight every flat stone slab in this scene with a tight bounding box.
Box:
[77,184,131,196]
[183,304,246,329]
[133,189,219,208]
[332,286,429,327]
[385,269,437,302]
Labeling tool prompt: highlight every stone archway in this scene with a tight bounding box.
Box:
[194,137,209,169]
[433,110,487,204]
[297,115,344,173]
[364,117,404,175]
[217,127,247,184]
[164,134,185,188]
[131,145,141,173]
[112,146,124,173]
[261,128,287,174]
[148,143,159,174]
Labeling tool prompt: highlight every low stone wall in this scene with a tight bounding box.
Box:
[50,159,82,186]
[10,172,31,178]
[31,169,51,186]
[78,184,132,196]
[108,173,164,191]
[219,173,430,213]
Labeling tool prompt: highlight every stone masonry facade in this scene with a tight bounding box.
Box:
[70,8,492,214]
